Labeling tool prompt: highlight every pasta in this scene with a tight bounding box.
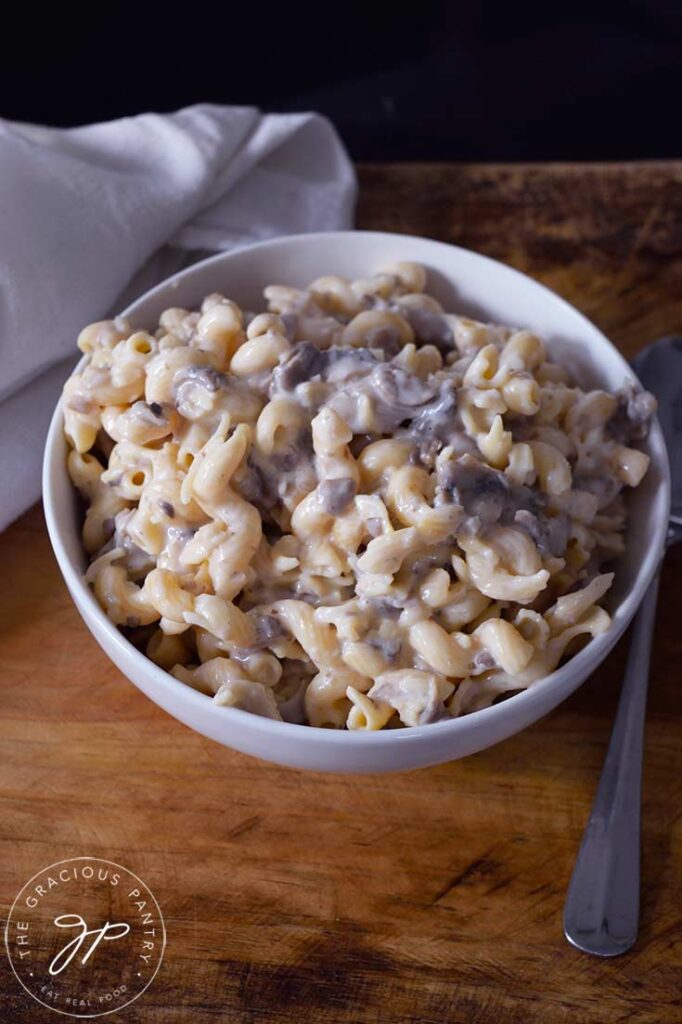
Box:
[63,262,657,730]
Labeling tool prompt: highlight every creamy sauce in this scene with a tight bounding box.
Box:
[65,263,657,730]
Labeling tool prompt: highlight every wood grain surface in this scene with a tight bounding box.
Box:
[2,162,682,1024]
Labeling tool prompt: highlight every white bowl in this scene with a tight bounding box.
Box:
[42,231,671,773]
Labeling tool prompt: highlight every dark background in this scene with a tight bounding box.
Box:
[3,2,680,161]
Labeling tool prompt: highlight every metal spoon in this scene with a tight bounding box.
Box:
[564,337,682,957]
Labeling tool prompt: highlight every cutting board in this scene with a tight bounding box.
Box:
[2,162,681,1023]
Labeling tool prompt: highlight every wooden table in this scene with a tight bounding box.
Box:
[2,163,682,1024]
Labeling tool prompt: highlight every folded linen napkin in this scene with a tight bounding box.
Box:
[0,104,356,532]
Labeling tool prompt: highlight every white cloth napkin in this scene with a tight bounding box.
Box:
[0,104,356,532]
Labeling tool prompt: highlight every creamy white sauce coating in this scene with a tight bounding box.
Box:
[63,264,656,729]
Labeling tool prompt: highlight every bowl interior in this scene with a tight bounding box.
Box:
[44,231,671,753]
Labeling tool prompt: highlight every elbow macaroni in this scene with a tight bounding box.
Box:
[64,261,655,729]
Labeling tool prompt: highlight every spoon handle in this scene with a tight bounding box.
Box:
[563,571,661,956]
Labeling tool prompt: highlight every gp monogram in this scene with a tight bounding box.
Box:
[48,916,132,977]
[5,857,165,1018]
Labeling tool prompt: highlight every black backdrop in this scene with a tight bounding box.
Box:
[3,2,680,161]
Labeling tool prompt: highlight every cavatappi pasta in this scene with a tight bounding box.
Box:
[64,262,656,729]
